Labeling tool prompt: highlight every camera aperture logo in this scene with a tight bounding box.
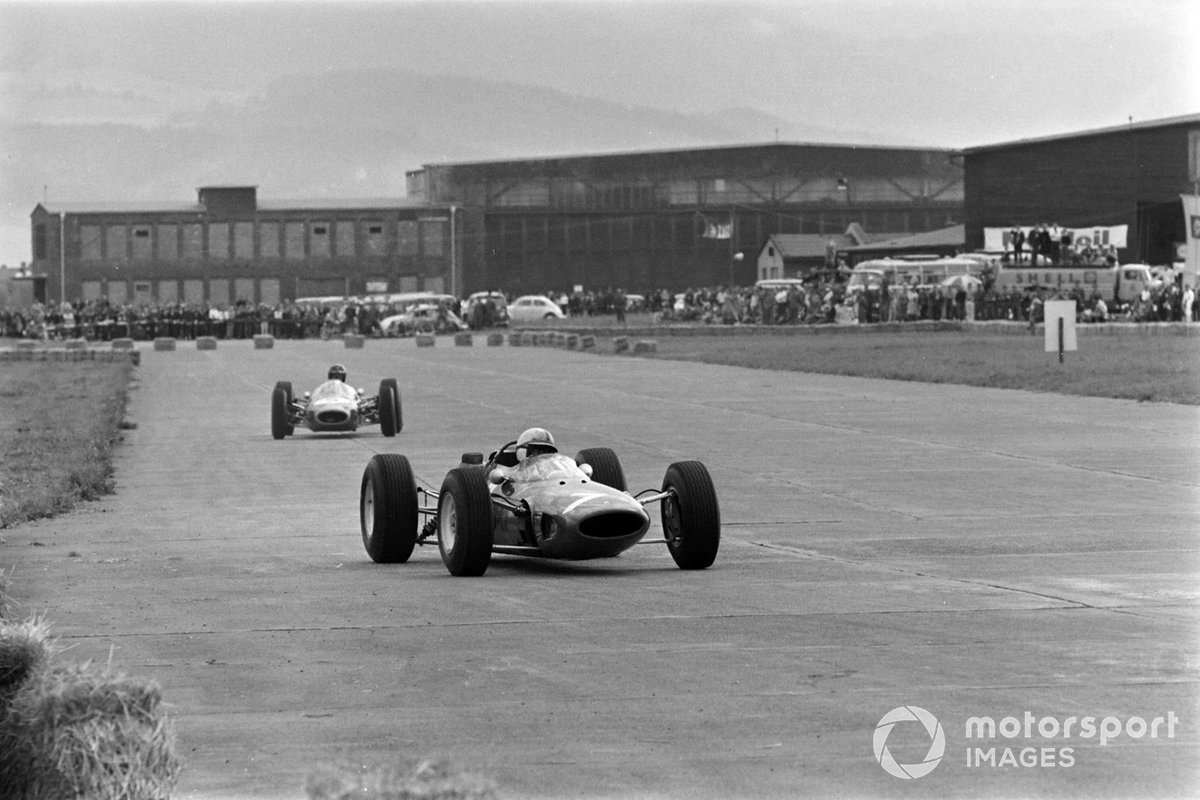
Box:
[874,706,1180,777]
[874,706,946,779]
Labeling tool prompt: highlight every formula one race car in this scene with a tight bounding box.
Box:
[358,428,720,576]
[272,364,402,439]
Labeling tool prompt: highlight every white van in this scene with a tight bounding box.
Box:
[846,256,982,293]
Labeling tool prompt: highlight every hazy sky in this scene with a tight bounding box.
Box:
[0,0,1197,266]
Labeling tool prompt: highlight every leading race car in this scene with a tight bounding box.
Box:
[358,427,720,576]
[272,364,402,439]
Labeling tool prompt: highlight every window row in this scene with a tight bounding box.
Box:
[79,273,446,308]
[73,218,448,263]
[483,176,963,209]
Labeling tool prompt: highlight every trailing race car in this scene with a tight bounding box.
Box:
[272,364,402,439]
[358,427,720,576]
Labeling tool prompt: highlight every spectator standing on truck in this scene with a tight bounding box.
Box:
[1009,225,1025,262]
[1029,224,1042,266]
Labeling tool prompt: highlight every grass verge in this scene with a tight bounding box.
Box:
[603,329,1200,405]
[0,360,134,529]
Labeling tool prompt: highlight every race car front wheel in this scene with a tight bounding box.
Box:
[437,467,494,577]
[271,381,294,439]
[575,447,627,492]
[662,460,721,570]
[360,454,418,563]
[378,378,402,437]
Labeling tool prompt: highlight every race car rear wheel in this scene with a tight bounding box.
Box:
[575,447,627,492]
[360,454,418,563]
[271,381,294,439]
[378,378,402,437]
[662,460,720,570]
[437,467,494,577]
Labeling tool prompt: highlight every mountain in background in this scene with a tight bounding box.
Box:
[0,67,907,265]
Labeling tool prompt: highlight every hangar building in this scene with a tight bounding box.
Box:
[962,114,1200,265]
[406,143,962,293]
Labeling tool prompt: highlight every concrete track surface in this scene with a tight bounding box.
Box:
[3,338,1198,799]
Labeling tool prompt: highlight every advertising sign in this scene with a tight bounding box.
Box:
[985,225,1127,253]
[1043,300,1077,357]
[1182,194,1200,287]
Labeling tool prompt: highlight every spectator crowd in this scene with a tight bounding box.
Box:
[2,273,1196,342]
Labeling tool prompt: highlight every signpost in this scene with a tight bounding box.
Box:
[1043,300,1077,363]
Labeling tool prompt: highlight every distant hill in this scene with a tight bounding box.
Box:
[0,67,898,264]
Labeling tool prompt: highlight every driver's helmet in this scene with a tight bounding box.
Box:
[327,364,347,382]
[516,427,557,459]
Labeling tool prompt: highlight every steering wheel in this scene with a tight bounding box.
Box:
[488,440,521,468]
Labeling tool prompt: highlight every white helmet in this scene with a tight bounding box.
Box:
[516,427,557,458]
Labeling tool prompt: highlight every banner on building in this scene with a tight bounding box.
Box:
[984,224,1128,252]
[698,213,732,239]
[1183,194,1200,284]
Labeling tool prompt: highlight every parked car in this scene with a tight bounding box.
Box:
[465,291,510,328]
[379,304,469,336]
[507,295,565,323]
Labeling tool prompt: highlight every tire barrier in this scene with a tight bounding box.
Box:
[613,336,630,353]
[633,340,658,354]
[196,336,218,350]
[487,333,505,346]
[64,338,87,351]
[416,333,436,348]
[565,333,580,350]
[111,338,135,351]
[153,337,177,352]
[454,332,473,347]
[343,334,365,349]
[0,347,139,365]
[580,335,596,350]
[253,334,275,349]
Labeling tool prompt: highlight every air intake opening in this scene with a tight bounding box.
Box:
[579,511,646,539]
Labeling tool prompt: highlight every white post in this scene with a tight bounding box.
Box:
[59,212,66,307]
[449,204,458,298]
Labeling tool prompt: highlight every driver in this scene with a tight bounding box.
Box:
[515,427,557,461]
[327,364,347,382]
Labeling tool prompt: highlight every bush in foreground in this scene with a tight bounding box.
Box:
[0,616,182,800]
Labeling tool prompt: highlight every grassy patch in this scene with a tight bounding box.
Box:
[0,361,134,528]
[611,329,1200,405]
[305,759,496,800]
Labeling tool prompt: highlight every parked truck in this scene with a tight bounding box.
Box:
[991,262,1159,305]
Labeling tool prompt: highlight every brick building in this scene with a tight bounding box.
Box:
[30,187,475,308]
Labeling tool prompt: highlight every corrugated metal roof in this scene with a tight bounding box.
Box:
[766,234,856,259]
[842,224,964,251]
[961,113,1200,154]
[422,140,955,169]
